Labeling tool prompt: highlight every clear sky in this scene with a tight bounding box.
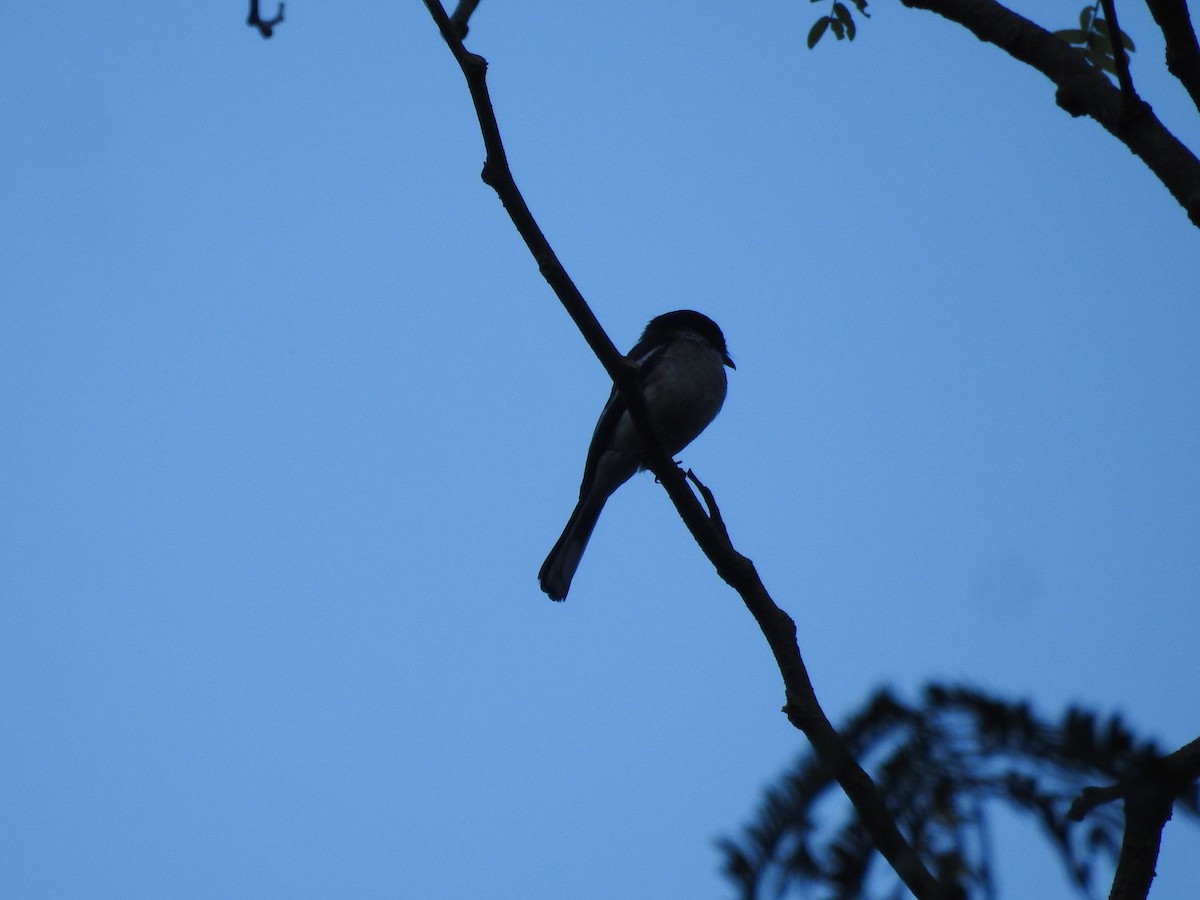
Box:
[2,1,1198,898]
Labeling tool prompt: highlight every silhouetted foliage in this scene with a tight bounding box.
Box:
[801,0,1200,227]
[1053,4,1137,78]
[807,0,870,48]
[806,0,1136,75]
[720,684,1199,899]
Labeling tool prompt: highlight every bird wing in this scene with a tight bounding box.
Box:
[576,338,667,498]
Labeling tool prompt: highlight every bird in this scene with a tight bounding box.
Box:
[538,309,735,601]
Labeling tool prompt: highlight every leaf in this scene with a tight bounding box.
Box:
[833,1,856,40]
[1079,5,1095,31]
[1086,31,1112,54]
[1086,47,1118,74]
[1119,30,1136,51]
[850,0,871,15]
[1092,17,1110,35]
[807,15,830,48]
[1053,28,1088,44]
[830,16,845,40]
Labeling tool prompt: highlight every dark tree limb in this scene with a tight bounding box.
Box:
[899,0,1200,228]
[1068,736,1200,900]
[420,3,956,898]
[1144,0,1200,114]
[246,0,284,39]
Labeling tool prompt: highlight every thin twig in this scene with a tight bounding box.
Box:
[1069,735,1200,820]
[246,0,284,39]
[420,3,956,898]
[449,0,483,39]
[1098,0,1137,101]
[686,468,730,540]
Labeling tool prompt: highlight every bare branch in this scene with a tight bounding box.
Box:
[420,3,957,897]
[1098,0,1136,99]
[1069,736,1200,819]
[1144,0,1200,113]
[899,0,1200,228]
[1069,736,1200,900]
[1108,786,1174,900]
[246,0,284,39]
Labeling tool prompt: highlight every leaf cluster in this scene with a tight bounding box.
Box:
[1053,4,1136,79]
[808,0,870,49]
[720,684,1198,900]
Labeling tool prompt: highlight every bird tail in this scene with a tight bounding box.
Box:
[538,496,606,601]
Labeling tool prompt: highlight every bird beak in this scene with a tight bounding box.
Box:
[724,354,736,370]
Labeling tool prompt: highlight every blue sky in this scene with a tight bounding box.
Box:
[2,1,1198,897]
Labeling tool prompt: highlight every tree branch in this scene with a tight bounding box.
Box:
[421,3,956,897]
[246,0,284,39]
[1144,0,1200,114]
[1068,736,1200,900]
[898,0,1200,228]
[449,0,484,39]
[1098,0,1136,99]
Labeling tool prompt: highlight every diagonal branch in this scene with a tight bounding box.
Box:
[899,0,1200,228]
[421,3,958,898]
[1144,0,1200,113]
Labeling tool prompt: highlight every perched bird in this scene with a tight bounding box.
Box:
[538,309,735,601]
